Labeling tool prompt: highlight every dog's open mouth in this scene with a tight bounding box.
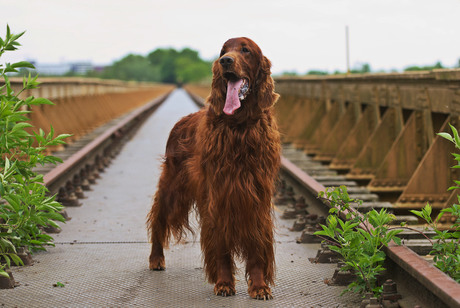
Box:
[223,72,249,115]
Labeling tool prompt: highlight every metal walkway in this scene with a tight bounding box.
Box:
[0,89,361,307]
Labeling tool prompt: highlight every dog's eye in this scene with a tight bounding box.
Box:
[241,47,250,53]
[220,49,226,57]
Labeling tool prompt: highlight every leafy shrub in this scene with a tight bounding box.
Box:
[315,186,402,297]
[0,25,70,278]
[411,204,459,282]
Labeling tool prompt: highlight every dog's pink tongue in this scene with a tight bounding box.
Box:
[223,79,243,115]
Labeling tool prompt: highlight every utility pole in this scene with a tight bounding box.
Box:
[346,25,350,74]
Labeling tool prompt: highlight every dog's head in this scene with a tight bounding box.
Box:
[208,37,279,116]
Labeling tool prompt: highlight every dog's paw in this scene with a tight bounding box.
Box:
[214,281,236,297]
[149,255,165,271]
[248,280,273,300]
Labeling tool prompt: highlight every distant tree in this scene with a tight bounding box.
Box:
[306,70,328,75]
[93,47,212,84]
[362,63,371,73]
[434,61,443,69]
[175,57,212,84]
[404,61,444,72]
[174,49,212,83]
[147,48,179,83]
[100,54,161,81]
[281,71,299,76]
[404,65,423,71]
[351,63,371,74]
[146,48,212,84]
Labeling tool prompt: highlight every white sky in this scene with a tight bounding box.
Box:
[1,0,460,74]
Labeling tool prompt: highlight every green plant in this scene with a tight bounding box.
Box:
[0,25,70,278]
[410,204,459,282]
[315,186,402,297]
[409,124,460,283]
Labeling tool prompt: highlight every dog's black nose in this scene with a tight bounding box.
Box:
[219,56,234,68]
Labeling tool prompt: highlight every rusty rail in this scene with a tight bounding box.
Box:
[280,155,460,308]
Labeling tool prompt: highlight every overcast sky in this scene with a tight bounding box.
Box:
[1,0,460,74]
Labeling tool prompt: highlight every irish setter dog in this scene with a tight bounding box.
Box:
[147,37,281,300]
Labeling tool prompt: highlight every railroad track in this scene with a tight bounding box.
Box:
[39,92,171,211]
[185,88,460,308]
[6,85,457,307]
[279,144,460,308]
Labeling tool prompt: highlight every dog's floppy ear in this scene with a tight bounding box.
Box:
[256,56,279,109]
[207,60,226,115]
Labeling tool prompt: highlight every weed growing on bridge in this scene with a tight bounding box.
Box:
[315,186,402,298]
[0,25,70,279]
[410,125,460,283]
[410,203,460,283]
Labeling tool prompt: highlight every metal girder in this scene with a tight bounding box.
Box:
[396,116,459,209]
[313,102,360,163]
[329,104,380,171]
[347,107,404,181]
[305,100,345,155]
[368,110,432,193]
[293,98,326,149]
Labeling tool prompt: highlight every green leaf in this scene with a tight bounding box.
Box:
[0,238,16,252]
[0,270,10,279]
[55,134,72,141]
[313,230,327,238]
[449,124,460,147]
[9,253,24,266]
[392,237,402,245]
[438,132,454,142]
[10,30,26,42]
[11,122,33,133]
[3,63,18,73]
[423,203,432,218]
[11,61,35,69]
[29,97,54,106]
[29,240,44,245]
[329,245,342,254]
[4,45,18,51]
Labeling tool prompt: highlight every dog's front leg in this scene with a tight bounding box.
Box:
[201,222,236,297]
[213,252,236,297]
[247,267,273,300]
[246,256,273,300]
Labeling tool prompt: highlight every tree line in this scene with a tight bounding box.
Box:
[281,60,460,77]
[86,48,213,84]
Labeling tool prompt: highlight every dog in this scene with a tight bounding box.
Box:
[147,37,281,300]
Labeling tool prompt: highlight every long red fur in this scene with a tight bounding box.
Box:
[147,37,281,299]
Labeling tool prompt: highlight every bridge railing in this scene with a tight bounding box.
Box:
[274,69,460,212]
[4,77,174,148]
[6,77,163,99]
